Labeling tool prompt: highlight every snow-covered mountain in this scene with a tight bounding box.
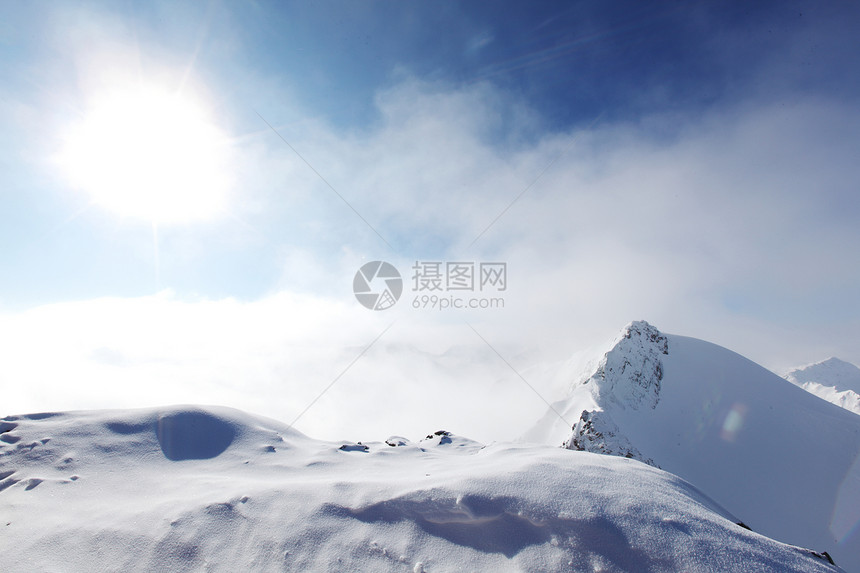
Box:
[0,406,844,572]
[785,357,860,415]
[525,321,860,572]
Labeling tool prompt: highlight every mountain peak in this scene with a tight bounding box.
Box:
[784,356,860,415]
[820,357,854,367]
[527,322,860,571]
[558,321,668,465]
[592,320,668,411]
[785,356,860,395]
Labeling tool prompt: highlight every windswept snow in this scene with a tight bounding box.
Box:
[785,357,860,416]
[0,406,844,572]
[526,321,860,572]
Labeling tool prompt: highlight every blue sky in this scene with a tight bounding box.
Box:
[1,1,859,438]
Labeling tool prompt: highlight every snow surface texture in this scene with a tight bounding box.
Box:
[0,406,844,572]
[785,357,860,416]
[526,321,860,572]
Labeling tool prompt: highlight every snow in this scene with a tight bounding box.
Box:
[0,405,844,572]
[526,321,860,572]
[786,358,860,394]
[785,357,860,416]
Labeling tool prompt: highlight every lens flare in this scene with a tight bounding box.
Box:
[720,403,747,442]
[831,451,860,544]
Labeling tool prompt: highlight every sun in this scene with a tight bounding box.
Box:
[58,84,232,224]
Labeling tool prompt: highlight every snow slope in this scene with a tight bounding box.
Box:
[0,406,843,572]
[525,321,860,572]
[785,357,860,415]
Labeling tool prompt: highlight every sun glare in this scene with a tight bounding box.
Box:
[59,85,232,224]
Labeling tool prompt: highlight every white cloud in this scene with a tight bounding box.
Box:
[254,80,860,369]
[0,291,556,443]
[5,72,860,439]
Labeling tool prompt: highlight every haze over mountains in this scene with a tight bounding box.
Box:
[1,321,858,571]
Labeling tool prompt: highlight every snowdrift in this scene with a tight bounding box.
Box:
[0,406,843,572]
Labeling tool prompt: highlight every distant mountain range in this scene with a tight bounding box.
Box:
[785,357,860,416]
